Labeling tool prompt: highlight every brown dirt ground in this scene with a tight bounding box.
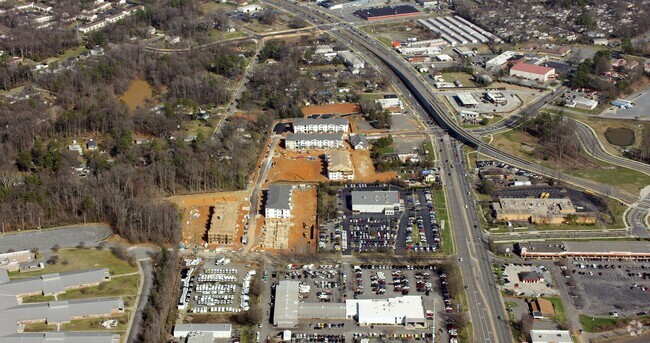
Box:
[349,148,397,182]
[287,187,318,254]
[265,149,328,184]
[301,103,361,116]
[168,191,249,249]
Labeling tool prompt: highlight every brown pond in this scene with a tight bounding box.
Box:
[604,127,635,146]
[119,79,153,111]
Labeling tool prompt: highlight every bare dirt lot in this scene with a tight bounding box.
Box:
[168,191,249,249]
[349,149,397,182]
[288,186,318,254]
[301,103,360,117]
[266,150,327,183]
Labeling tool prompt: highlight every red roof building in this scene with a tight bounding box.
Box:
[510,62,556,82]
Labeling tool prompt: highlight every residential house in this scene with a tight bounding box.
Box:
[350,134,368,150]
[284,133,344,150]
[326,151,354,180]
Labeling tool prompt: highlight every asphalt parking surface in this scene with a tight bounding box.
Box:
[564,259,650,316]
[0,225,112,253]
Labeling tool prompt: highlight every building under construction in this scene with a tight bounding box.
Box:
[206,202,240,245]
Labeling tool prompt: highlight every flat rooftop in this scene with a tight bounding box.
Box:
[493,198,575,216]
[521,241,650,255]
[351,191,400,206]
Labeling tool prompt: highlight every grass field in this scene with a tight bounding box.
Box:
[24,312,129,333]
[22,274,140,303]
[545,296,568,325]
[491,129,650,195]
[433,188,454,255]
[10,249,137,279]
[579,314,622,332]
[441,72,476,87]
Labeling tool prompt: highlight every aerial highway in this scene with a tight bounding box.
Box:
[265,1,512,342]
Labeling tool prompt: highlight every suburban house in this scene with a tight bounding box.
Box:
[350,134,368,150]
[284,133,344,150]
[292,118,349,134]
[326,151,354,180]
[265,185,293,219]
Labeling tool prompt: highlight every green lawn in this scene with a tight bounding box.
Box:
[433,188,454,255]
[441,72,476,86]
[411,222,421,245]
[24,312,129,333]
[61,312,129,332]
[10,249,137,279]
[579,314,622,333]
[423,141,436,161]
[22,274,140,303]
[545,296,568,325]
[491,129,650,196]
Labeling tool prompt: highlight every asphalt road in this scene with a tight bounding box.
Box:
[468,87,567,135]
[244,136,280,253]
[438,135,512,343]
[126,259,154,343]
[570,118,650,237]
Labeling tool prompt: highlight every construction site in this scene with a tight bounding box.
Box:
[168,191,249,250]
[260,186,318,254]
[267,144,396,184]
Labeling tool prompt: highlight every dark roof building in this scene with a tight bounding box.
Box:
[355,5,420,21]
[518,271,544,283]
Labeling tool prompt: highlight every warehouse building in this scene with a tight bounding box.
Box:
[0,268,123,342]
[337,51,365,74]
[351,191,401,215]
[355,5,420,21]
[509,63,556,82]
[273,281,302,327]
[293,118,349,134]
[265,185,293,219]
[519,241,650,260]
[375,94,402,109]
[326,151,354,180]
[285,133,344,150]
[455,93,478,108]
[485,51,518,70]
[491,197,595,225]
[173,323,232,340]
[346,296,426,326]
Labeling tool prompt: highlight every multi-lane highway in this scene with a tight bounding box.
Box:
[264,1,512,342]
[263,2,649,342]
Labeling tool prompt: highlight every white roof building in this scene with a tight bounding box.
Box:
[346,296,426,326]
[485,51,517,70]
[173,323,232,339]
[530,330,572,343]
[351,191,401,215]
[337,51,365,73]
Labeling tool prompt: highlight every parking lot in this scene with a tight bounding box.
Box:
[319,184,443,256]
[0,225,112,253]
[267,262,449,343]
[562,258,650,316]
[178,257,259,316]
[397,188,442,254]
